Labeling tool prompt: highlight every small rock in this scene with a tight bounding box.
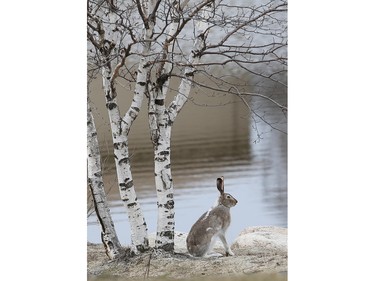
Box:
[231,226,287,256]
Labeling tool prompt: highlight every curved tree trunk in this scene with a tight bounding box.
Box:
[87,102,122,259]
[101,64,149,253]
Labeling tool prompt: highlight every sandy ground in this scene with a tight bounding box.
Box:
[87,228,287,281]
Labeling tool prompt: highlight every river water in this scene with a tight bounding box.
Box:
[87,74,287,246]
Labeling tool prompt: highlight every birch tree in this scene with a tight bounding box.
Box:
[87,0,162,252]
[87,101,122,259]
[146,0,215,251]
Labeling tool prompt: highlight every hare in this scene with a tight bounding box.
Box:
[186,176,238,257]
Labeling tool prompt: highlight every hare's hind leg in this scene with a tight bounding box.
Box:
[218,232,234,256]
[203,234,223,258]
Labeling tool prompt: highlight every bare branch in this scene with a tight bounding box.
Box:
[230,86,287,111]
[135,0,148,26]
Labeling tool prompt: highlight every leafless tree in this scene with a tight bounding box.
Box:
[87,0,156,253]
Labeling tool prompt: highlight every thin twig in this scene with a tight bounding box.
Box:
[143,251,152,280]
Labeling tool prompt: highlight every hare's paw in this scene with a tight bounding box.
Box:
[225,249,235,256]
[204,252,223,258]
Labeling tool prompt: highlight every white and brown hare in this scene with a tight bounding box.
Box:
[186,176,238,257]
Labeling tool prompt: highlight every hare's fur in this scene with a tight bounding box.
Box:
[186,177,238,257]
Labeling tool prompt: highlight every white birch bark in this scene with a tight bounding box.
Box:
[147,1,184,251]
[101,63,150,253]
[87,102,122,259]
[96,0,160,252]
[150,0,214,251]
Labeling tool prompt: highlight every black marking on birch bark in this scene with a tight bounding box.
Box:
[119,182,126,189]
[159,150,169,156]
[156,73,169,91]
[131,106,140,112]
[155,156,167,162]
[90,131,98,138]
[119,120,123,136]
[156,241,174,252]
[185,70,194,77]
[158,231,174,242]
[124,179,134,189]
[167,213,174,219]
[164,200,174,209]
[170,103,177,110]
[136,243,148,252]
[106,102,117,110]
[162,178,167,190]
[113,141,126,150]
[118,157,130,165]
[155,99,164,106]
[127,202,137,208]
[96,199,104,205]
[167,119,174,126]
[105,90,112,101]
[164,163,171,169]
[138,81,146,86]
[166,193,173,198]
[129,110,137,119]
[98,181,104,189]
[94,171,102,177]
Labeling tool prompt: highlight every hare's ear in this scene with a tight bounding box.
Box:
[217,176,224,195]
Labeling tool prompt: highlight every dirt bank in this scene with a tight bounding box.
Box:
[87,227,287,281]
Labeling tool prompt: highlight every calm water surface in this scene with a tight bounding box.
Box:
[87,79,287,246]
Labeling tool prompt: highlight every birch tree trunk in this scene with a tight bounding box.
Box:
[94,0,160,253]
[88,0,162,253]
[87,102,122,259]
[101,62,150,252]
[148,0,214,251]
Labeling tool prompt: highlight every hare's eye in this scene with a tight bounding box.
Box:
[226,195,230,199]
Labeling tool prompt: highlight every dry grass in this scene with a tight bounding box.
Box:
[88,272,287,281]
